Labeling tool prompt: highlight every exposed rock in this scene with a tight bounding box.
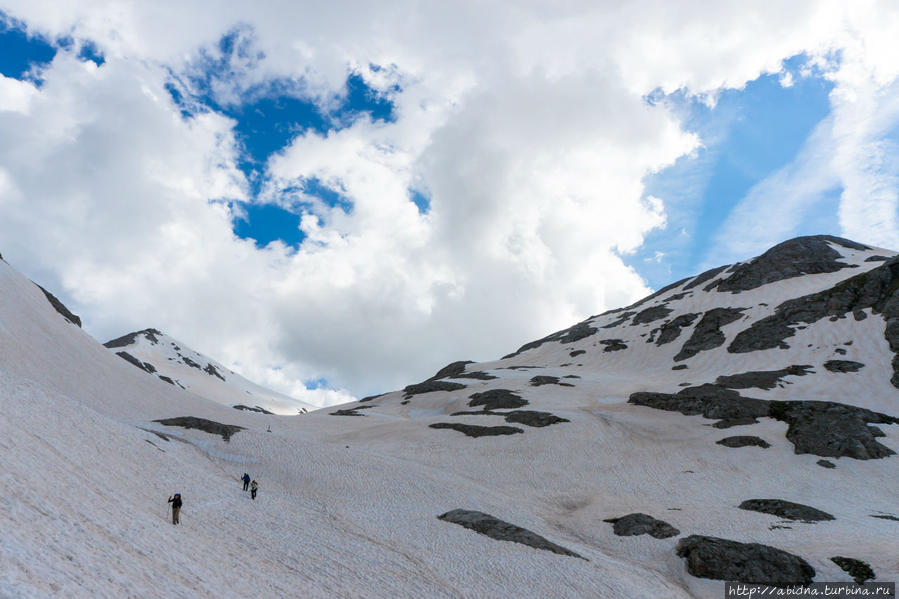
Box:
[234,404,274,414]
[831,556,876,584]
[36,284,82,327]
[429,361,475,379]
[671,364,688,371]
[714,365,812,390]
[182,356,202,370]
[632,305,673,326]
[708,236,866,293]
[817,460,836,468]
[834,348,847,355]
[452,371,497,380]
[622,276,692,311]
[676,535,815,584]
[157,375,177,386]
[358,393,385,403]
[330,406,374,416]
[429,423,524,437]
[468,389,528,410]
[153,416,244,442]
[870,514,899,521]
[403,380,467,399]
[603,513,679,539]
[823,360,865,373]
[503,321,598,358]
[738,499,835,522]
[629,386,899,458]
[683,264,731,291]
[104,328,162,348]
[602,311,636,329]
[502,410,569,427]
[115,351,157,374]
[600,339,628,352]
[865,255,889,262]
[656,313,700,346]
[854,310,868,321]
[529,375,574,387]
[203,363,226,381]
[717,436,771,449]
[438,509,584,558]
[569,350,585,357]
[563,375,581,379]
[674,308,745,361]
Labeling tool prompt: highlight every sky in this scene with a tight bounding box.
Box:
[2,2,899,406]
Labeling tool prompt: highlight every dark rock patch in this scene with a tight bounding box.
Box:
[502,410,569,427]
[153,417,244,442]
[115,351,157,374]
[529,375,574,387]
[36,284,82,327]
[665,292,691,302]
[834,347,847,355]
[683,264,731,291]
[468,389,528,410]
[674,307,745,361]
[563,374,581,379]
[817,460,835,468]
[676,535,815,584]
[104,328,162,348]
[452,371,497,380]
[671,364,688,371]
[157,375,177,386]
[865,255,889,262]
[717,436,770,449]
[438,509,584,559]
[823,360,864,373]
[569,350,585,357]
[622,276,692,311]
[182,356,202,370]
[603,513,679,539]
[403,380,467,398]
[632,305,673,326]
[870,514,899,522]
[707,235,866,293]
[656,313,700,346]
[234,404,274,414]
[600,339,628,352]
[854,310,868,321]
[629,386,899,458]
[739,499,834,522]
[831,557,876,584]
[429,423,523,437]
[429,360,475,379]
[203,363,226,381]
[503,321,598,358]
[714,365,812,390]
[358,393,385,403]
[330,406,374,416]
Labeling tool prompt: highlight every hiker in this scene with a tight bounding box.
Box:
[167,493,182,525]
[241,473,250,491]
[250,480,258,500]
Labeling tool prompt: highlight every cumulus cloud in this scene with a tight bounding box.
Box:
[1,1,898,403]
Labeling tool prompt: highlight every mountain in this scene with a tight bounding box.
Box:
[2,235,897,598]
[103,328,314,415]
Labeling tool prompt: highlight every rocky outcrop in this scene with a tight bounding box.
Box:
[36,284,82,327]
[448,409,569,427]
[153,416,245,442]
[683,264,730,291]
[676,535,815,584]
[603,513,679,538]
[738,499,834,522]
[655,313,699,346]
[468,389,528,410]
[632,305,673,325]
[438,509,584,558]
[714,365,812,390]
[716,436,770,449]
[530,375,574,387]
[674,308,745,361]
[115,351,156,374]
[600,339,628,352]
[830,556,876,584]
[429,423,523,437]
[503,321,598,358]
[823,360,864,373]
[104,328,162,348]
[707,235,866,293]
[403,380,466,398]
[233,404,274,414]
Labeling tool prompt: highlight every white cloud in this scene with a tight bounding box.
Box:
[2,2,899,402]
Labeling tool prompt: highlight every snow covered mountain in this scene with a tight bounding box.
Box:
[2,236,898,598]
[103,328,314,415]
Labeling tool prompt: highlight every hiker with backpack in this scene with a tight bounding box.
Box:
[241,473,250,491]
[167,493,182,525]
[250,480,258,500]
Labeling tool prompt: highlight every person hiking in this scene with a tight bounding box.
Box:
[250,480,258,500]
[167,493,182,525]
[241,473,250,491]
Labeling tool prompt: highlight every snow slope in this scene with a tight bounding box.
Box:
[2,236,898,598]
[103,328,315,415]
